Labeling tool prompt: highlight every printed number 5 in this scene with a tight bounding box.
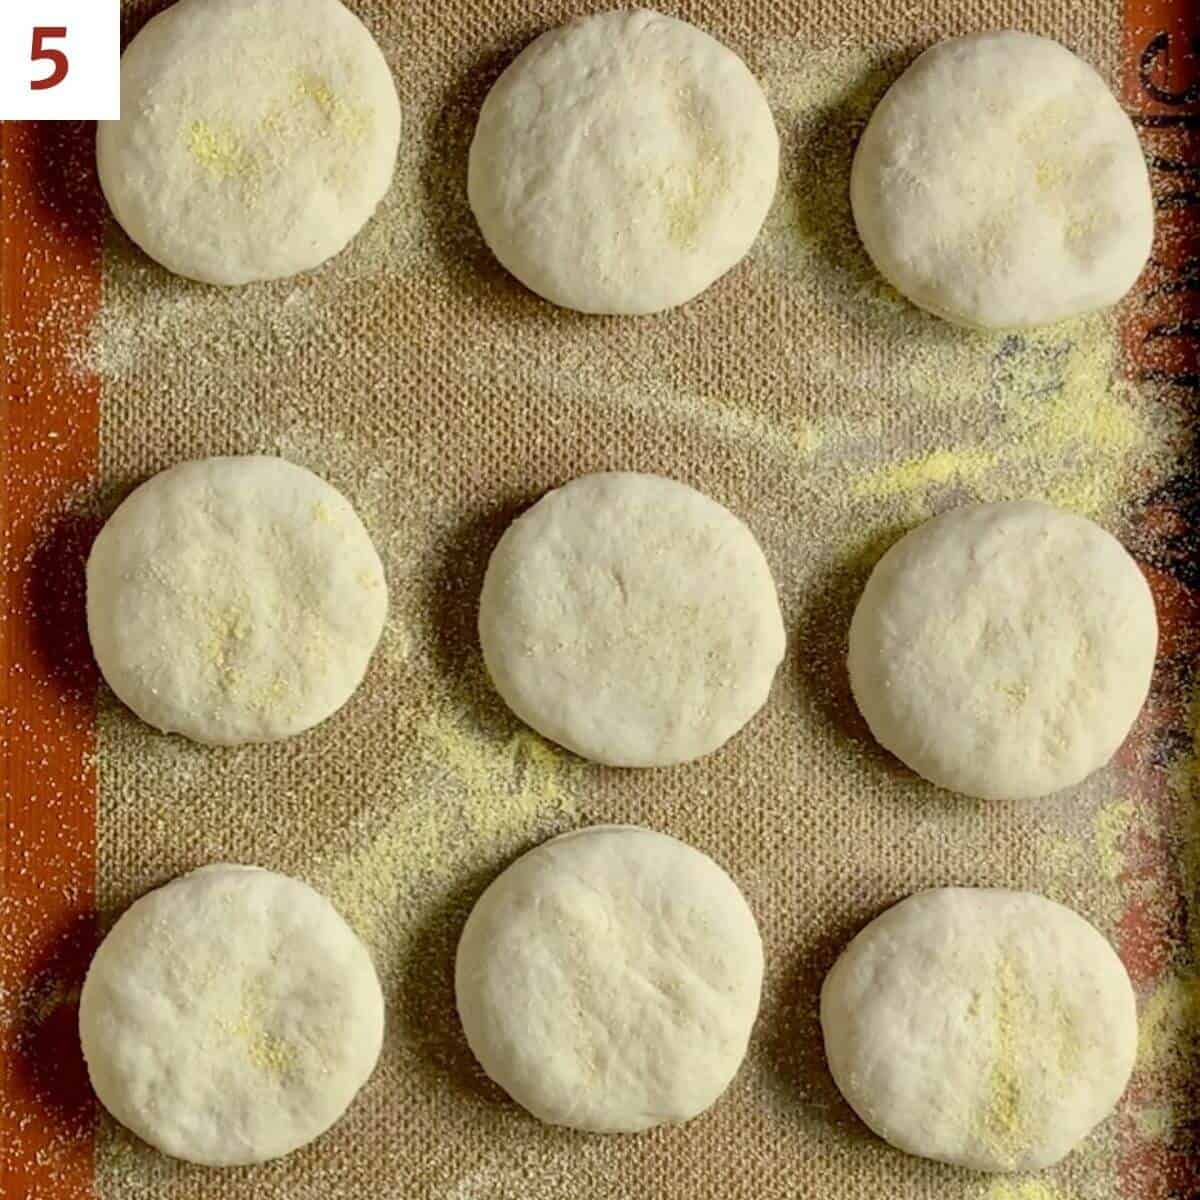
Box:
[31,27,69,91]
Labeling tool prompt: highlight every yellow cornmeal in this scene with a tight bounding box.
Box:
[1037,795,1139,893]
[1139,973,1200,1071]
[658,155,728,250]
[980,954,1029,1167]
[292,71,375,142]
[985,1180,1071,1200]
[314,702,577,973]
[199,596,303,721]
[657,84,737,250]
[974,954,1085,1169]
[1052,990,1083,1079]
[1094,800,1135,881]
[853,448,996,498]
[1173,689,1200,929]
[1019,97,1087,207]
[187,121,254,181]
[211,977,300,1079]
[998,680,1031,708]
[1064,208,1107,251]
[1132,1106,1175,1139]
[85,49,1181,543]
[184,72,371,202]
[1033,158,1070,194]
[1001,327,1146,514]
[242,1029,298,1076]
[839,315,1157,520]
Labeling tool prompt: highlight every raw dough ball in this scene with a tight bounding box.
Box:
[478,472,785,766]
[851,31,1153,329]
[79,864,384,1166]
[455,826,764,1131]
[87,455,388,745]
[97,0,401,285]
[848,501,1156,800]
[820,887,1137,1172]
[468,9,779,314]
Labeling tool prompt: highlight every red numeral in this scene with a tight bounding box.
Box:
[31,27,69,91]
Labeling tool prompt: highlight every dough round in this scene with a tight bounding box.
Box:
[87,455,388,745]
[848,501,1156,800]
[468,9,779,314]
[820,887,1137,1172]
[97,0,401,285]
[455,826,763,1131]
[79,864,384,1166]
[851,31,1153,329]
[478,473,785,766]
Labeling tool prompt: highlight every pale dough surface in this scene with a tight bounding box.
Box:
[478,472,786,766]
[79,864,385,1166]
[468,8,779,314]
[97,0,401,285]
[87,455,388,745]
[848,500,1156,800]
[455,826,764,1132]
[820,887,1138,1172]
[851,31,1153,329]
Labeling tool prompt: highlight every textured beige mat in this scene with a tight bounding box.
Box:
[85,2,1198,1197]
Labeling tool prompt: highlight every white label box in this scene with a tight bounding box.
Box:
[0,0,120,120]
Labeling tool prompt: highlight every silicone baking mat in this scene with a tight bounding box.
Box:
[2,2,1198,1198]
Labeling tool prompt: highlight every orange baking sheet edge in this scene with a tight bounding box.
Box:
[1,118,102,1200]
[1118,5,1200,1198]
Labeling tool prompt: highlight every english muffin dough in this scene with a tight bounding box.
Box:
[456,826,764,1131]
[469,9,779,313]
[97,0,401,284]
[87,456,387,744]
[848,501,1156,800]
[479,472,785,766]
[80,865,384,1166]
[851,31,1153,329]
[821,887,1138,1171]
